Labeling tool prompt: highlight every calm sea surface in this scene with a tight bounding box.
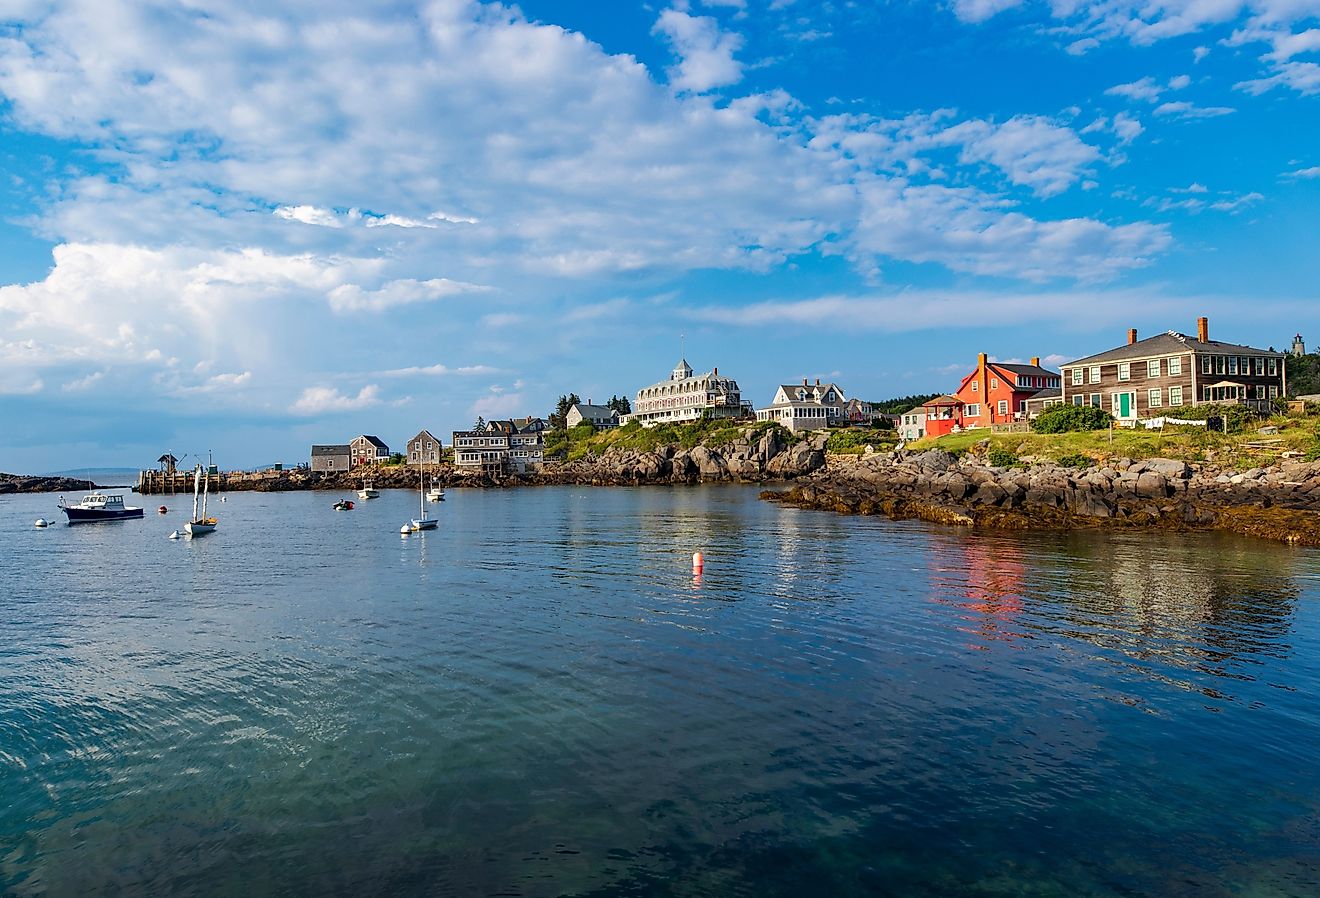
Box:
[3,484,1320,897]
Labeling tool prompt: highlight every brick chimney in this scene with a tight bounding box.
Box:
[1127,328,1138,345]
[1030,356,1040,367]
[803,377,808,386]
[713,367,718,375]
[815,378,821,386]
[1197,316,1209,343]
[978,352,988,417]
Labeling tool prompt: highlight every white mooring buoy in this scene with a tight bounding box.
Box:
[400,523,412,535]
[168,530,181,540]
[34,518,48,528]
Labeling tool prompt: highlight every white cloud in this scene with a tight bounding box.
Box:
[1112,111,1145,145]
[326,278,492,313]
[952,0,1025,24]
[469,390,529,419]
[1283,165,1320,179]
[1169,74,1192,89]
[273,205,344,228]
[951,115,1101,197]
[289,385,381,416]
[61,370,105,392]
[1106,77,1164,102]
[1153,101,1236,119]
[653,8,744,92]
[685,288,1186,331]
[373,363,502,378]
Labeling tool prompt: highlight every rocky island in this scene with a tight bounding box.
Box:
[0,473,96,495]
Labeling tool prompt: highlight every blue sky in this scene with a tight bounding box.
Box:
[1,0,1318,471]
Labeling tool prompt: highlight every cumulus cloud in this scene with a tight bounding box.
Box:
[326,278,492,313]
[1283,165,1320,179]
[1153,101,1236,119]
[289,385,381,415]
[1106,77,1164,102]
[274,205,344,228]
[952,0,1025,24]
[373,363,502,377]
[653,8,745,92]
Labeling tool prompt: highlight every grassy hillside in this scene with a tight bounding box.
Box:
[909,414,1320,467]
[545,418,804,462]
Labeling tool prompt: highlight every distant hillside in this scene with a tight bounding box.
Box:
[867,393,942,415]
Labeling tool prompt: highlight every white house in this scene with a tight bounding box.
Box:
[566,403,619,429]
[897,408,926,441]
[755,379,847,432]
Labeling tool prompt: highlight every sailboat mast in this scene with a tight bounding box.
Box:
[192,466,201,521]
[202,465,209,518]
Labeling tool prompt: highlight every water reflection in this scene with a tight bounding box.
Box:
[930,529,1303,703]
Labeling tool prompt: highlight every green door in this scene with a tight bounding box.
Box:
[1119,393,1131,418]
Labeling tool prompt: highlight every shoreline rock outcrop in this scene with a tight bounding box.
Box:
[761,449,1320,546]
[0,473,96,495]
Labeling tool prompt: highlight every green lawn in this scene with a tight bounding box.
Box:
[909,415,1320,467]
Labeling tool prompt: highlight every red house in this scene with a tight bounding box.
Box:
[945,354,1060,432]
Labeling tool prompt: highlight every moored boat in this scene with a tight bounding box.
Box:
[185,463,217,537]
[334,498,355,510]
[60,492,145,524]
[358,480,379,500]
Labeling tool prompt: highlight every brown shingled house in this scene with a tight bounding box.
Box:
[1059,317,1286,423]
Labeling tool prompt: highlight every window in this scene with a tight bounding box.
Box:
[1148,388,1162,408]
[1089,366,1100,383]
[998,400,1008,415]
[1270,385,1279,399]
[1202,355,1212,375]
[965,404,980,417]
[1215,356,1226,375]
[1255,357,1265,375]
[1072,368,1083,385]
[1148,359,1160,378]
[1169,386,1183,406]
[1228,356,1238,375]
[991,378,998,389]
[1269,358,1278,376]
[1090,394,1101,408]
[972,380,978,392]
[1255,385,1266,400]
[1169,356,1182,376]
[1118,362,1130,381]
[1073,395,1084,406]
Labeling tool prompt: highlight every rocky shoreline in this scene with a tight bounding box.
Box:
[0,473,96,495]
[137,429,833,493]
[761,447,1320,547]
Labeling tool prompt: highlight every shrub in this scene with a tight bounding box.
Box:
[1030,404,1114,434]
[1056,453,1092,469]
[986,447,1018,467]
[827,429,888,454]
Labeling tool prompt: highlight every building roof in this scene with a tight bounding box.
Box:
[570,403,617,417]
[1027,387,1062,400]
[354,434,388,449]
[408,429,439,442]
[636,364,739,395]
[157,453,178,463]
[1067,331,1286,366]
[991,362,1058,378]
[312,444,351,455]
[922,395,964,407]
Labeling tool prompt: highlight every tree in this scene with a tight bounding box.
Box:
[473,416,486,431]
[548,393,581,429]
[608,394,631,414]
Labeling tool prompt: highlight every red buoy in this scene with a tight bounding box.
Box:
[158,506,168,514]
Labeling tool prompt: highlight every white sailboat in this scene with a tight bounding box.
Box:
[185,463,217,536]
[407,461,438,532]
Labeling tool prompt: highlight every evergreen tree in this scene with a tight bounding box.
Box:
[473,416,486,431]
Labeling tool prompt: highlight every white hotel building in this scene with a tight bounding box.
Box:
[627,359,747,427]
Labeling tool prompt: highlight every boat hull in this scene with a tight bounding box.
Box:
[62,506,144,524]
[185,520,216,536]
[411,519,439,531]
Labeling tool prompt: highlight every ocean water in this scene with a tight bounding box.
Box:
[3,484,1320,897]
